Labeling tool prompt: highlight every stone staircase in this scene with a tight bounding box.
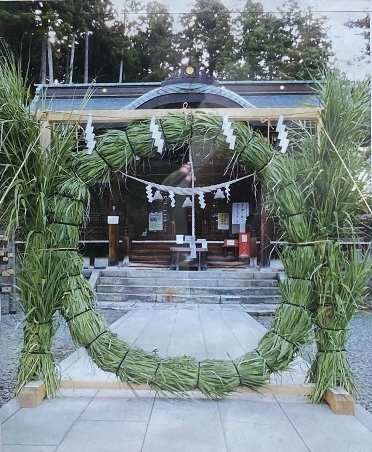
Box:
[94,268,282,305]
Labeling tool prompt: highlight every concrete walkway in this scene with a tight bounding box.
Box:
[2,304,372,451]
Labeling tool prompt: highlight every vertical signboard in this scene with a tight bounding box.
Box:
[232,202,249,233]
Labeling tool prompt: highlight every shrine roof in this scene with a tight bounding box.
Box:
[31,79,318,113]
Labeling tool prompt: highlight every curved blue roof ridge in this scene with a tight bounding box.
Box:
[121,83,255,110]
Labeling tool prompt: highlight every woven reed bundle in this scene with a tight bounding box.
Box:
[0,48,370,402]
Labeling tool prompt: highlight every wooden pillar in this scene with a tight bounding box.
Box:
[40,120,51,150]
[260,189,271,268]
[250,235,257,268]
[108,207,119,266]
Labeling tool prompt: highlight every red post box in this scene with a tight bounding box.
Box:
[238,232,250,257]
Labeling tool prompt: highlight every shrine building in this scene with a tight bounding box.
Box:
[31,63,320,269]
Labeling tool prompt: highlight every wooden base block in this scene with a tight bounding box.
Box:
[18,380,46,408]
[324,386,355,415]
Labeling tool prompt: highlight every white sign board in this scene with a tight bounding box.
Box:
[218,213,230,230]
[232,202,249,233]
[107,215,119,224]
[149,212,163,231]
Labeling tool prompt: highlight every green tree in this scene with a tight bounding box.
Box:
[0,0,116,84]
[344,15,369,64]
[115,0,143,82]
[238,0,290,79]
[277,0,332,79]
[0,1,61,84]
[55,0,115,83]
[107,21,140,82]
[131,1,179,81]
[238,0,332,80]
[178,0,238,79]
[87,22,140,82]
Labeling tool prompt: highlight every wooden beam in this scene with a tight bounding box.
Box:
[60,379,315,396]
[37,107,321,124]
[16,378,355,415]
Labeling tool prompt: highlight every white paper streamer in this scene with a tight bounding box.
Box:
[150,116,164,154]
[84,113,96,154]
[224,184,231,202]
[276,115,289,153]
[198,192,206,209]
[182,196,193,207]
[222,115,236,150]
[153,190,163,201]
[146,184,154,203]
[214,188,225,199]
[124,173,253,206]
[169,191,175,207]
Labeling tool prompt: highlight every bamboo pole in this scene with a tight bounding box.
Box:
[37,107,321,125]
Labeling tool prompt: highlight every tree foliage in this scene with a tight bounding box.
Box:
[178,0,238,79]
[239,0,290,80]
[277,0,332,80]
[345,15,370,61]
[131,2,180,81]
[0,0,334,84]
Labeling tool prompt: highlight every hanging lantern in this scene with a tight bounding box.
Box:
[182,196,193,207]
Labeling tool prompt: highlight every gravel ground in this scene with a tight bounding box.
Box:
[0,308,128,408]
[1,308,371,413]
[253,310,372,414]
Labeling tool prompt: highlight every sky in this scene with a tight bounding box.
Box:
[112,0,371,80]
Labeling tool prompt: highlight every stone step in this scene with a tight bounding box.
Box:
[96,292,281,304]
[99,269,279,280]
[97,300,280,314]
[98,276,279,288]
[96,284,280,297]
[94,268,282,306]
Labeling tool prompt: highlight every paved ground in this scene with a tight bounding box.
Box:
[1,304,372,452]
